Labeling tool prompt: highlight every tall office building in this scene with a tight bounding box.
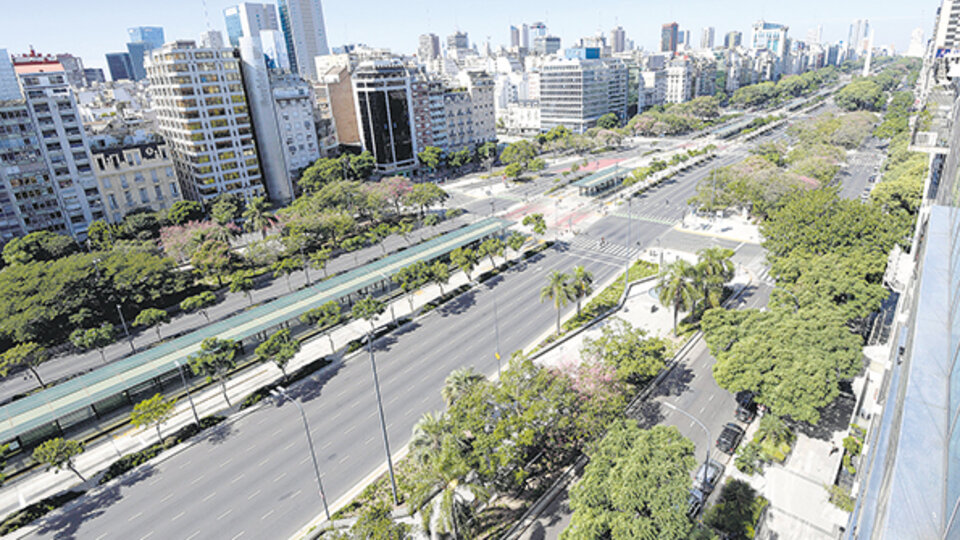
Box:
[260,29,291,70]
[701,27,716,49]
[278,0,330,80]
[0,50,21,100]
[223,3,280,48]
[752,20,789,58]
[934,1,960,52]
[610,26,626,53]
[447,31,469,55]
[522,23,530,49]
[12,52,105,237]
[510,26,521,48]
[661,22,679,53]
[352,60,416,173]
[540,57,627,133]
[724,30,742,49]
[848,19,870,57]
[146,40,266,204]
[530,21,547,38]
[127,27,165,49]
[534,36,562,56]
[105,52,134,81]
[418,33,441,61]
[126,42,150,80]
[199,30,226,49]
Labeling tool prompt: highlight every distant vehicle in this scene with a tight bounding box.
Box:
[687,487,706,518]
[736,391,757,423]
[693,459,725,494]
[716,423,745,454]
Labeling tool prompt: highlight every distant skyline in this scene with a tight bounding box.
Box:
[1,0,937,72]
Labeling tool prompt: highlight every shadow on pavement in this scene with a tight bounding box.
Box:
[436,290,477,317]
[632,401,666,429]
[33,464,158,538]
[794,389,856,441]
[287,361,344,404]
[198,419,235,446]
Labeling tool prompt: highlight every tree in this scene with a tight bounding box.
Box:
[167,200,204,225]
[541,270,575,334]
[242,197,277,239]
[835,79,884,111]
[703,304,863,424]
[442,366,485,407]
[410,411,449,464]
[503,162,524,180]
[309,247,332,278]
[210,193,244,226]
[255,328,300,379]
[695,247,735,310]
[180,291,217,322]
[133,307,170,341]
[229,271,256,305]
[130,393,177,442]
[478,237,505,268]
[300,300,342,353]
[581,318,668,385]
[2,231,77,265]
[563,422,695,540]
[418,145,443,172]
[703,479,768,540]
[349,501,410,539]
[69,323,117,363]
[0,342,48,389]
[188,337,239,406]
[378,176,414,214]
[597,112,619,129]
[190,239,236,287]
[365,222,394,253]
[499,140,538,169]
[393,261,429,313]
[404,183,449,218]
[477,141,498,170]
[658,260,699,334]
[298,157,344,193]
[271,256,303,292]
[523,213,547,236]
[570,265,594,316]
[348,151,376,180]
[86,220,120,251]
[429,261,450,295]
[32,438,86,482]
[352,295,385,333]
[450,247,477,281]
[507,231,526,258]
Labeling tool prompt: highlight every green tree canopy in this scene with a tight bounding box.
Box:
[69,323,117,363]
[167,200,205,225]
[130,393,177,442]
[133,307,170,341]
[0,342,48,388]
[188,337,239,405]
[581,318,669,385]
[2,231,77,265]
[563,422,696,540]
[255,328,300,379]
[180,291,217,322]
[210,193,245,226]
[597,112,620,129]
[32,438,86,482]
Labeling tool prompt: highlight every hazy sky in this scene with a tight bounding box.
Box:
[1,0,938,72]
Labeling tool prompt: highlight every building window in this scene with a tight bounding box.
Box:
[170,183,179,197]
[102,176,112,189]
[165,167,173,177]
[108,194,118,209]
[124,191,134,205]
[139,188,149,204]
[154,185,163,199]
[151,170,159,183]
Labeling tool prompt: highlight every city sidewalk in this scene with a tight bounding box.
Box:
[0,249,512,521]
[675,211,764,245]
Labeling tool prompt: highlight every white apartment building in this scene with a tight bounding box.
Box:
[539,57,627,133]
[89,137,183,222]
[665,60,692,104]
[13,53,106,237]
[146,40,266,205]
[639,69,666,110]
[271,73,320,187]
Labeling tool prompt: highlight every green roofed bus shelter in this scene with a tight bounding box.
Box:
[573,165,628,196]
[0,217,511,459]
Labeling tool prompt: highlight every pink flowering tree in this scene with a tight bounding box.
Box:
[378,176,414,214]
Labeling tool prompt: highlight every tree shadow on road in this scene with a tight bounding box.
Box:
[197,419,236,446]
[286,361,343,404]
[794,389,857,441]
[632,400,666,429]
[33,464,158,539]
[651,365,696,398]
[435,290,477,317]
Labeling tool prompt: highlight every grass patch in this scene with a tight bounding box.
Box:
[560,259,658,334]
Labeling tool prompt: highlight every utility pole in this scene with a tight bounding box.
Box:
[368,331,399,504]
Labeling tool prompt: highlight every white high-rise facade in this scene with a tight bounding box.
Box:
[0,49,21,100]
[278,0,330,80]
[701,27,715,49]
[224,3,280,48]
[13,53,105,238]
[146,41,266,205]
[539,57,627,133]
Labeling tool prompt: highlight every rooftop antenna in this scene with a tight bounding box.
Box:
[201,0,211,29]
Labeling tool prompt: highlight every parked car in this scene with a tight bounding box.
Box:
[716,422,745,454]
[693,459,725,494]
[687,487,706,518]
[736,391,757,423]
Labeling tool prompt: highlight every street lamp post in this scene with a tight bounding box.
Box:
[116,304,134,353]
[173,360,201,426]
[271,386,332,522]
[656,238,664,269]
[367,331,400,505]
[662,402,711,489]
[624,196,632,294]
[300,245,311,286]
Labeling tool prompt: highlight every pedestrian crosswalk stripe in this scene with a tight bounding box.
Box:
[609,212,677,225]
[567,237,642,259]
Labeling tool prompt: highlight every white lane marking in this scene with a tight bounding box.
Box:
[160,493,174,503]
[708,394,714,402]
[231,473,246,484]
[321,441,332,450]
[261,509,275,521]
[258,458,270,467]
[338,454,350,465]
[139,533,153,540]
[95,534,107,540]
[202,491,216,502]
[247,489,262,500]
[284,441,296,450]
[128,512,142,522]
[231,532,245,540]
[274,472,288,482]
[218,509,232,521]
[171,511,185,521]
[186,531,201,540]
[699,406,706,414]
[363,436,374,446]
[300,456,310,465]
[219,457,233,468]
[344,424,357,434]
[189,473,206,485]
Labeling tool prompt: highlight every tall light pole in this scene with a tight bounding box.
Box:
[375,271,398,328]
[173,360,201,426]
[367,329,399,505]
[117,304,134,353]
[271,386,331,522]
[624,196,632,295]
[300,245,311,286]
[662,402,711,489]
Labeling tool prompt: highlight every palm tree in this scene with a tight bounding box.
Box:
[412,441,487,540]
[541,271,576,334]
[695,247,735,310]
[657,260,699,334]
[441,367,485,407]
[410,411,448,464]
[570,266,594,316]
[242,197,277,239]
